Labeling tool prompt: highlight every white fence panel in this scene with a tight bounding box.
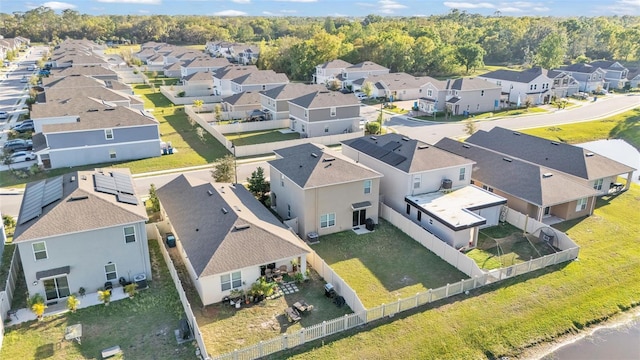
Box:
[399,296,417,312]
[430,286,447,302]
[215,120,290,134]
[366,305,384,322]
[305,322,325,342]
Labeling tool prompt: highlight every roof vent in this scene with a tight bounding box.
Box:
[87,109,99,112]
[401,137,410,141]
[311,153,318,158]
[503,157,512,162]
[585,152,594,157]
[370,136,377,140]
[234,224,250,230]
[551,141,559,146]
[462,144,470,149]
[81,175,87,180]
[322,157,335,162]
[221,207,228,214]
[513,132,521,136]
[70,176,76,182]
[68,196,89,201]
[207,190,213,196]
[418,145,429,150]
[542,173,553,178]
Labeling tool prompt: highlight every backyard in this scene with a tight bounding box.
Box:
[464,222,558,270]
[312,219,468,308]
[225,129,300,146]
[166,247,351,356]
[0,241,195,360]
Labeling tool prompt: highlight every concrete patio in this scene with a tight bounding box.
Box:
[6,286,129,326]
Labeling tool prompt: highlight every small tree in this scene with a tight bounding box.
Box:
[67,295,80,313]
[247,167,270,204]
[196,127,206,142]
[327,79,341,91]
[3,214,16,229]
[151,70,158,79]
[464,121,477,136]
[361,81,374,99]
[211,154,236,183]
[524,97,533,110]
[366,121,380,135]
[193,99,204,113]
[214,103,223,123]
[28,293,46,320]
[148,184,160,212]
[98,289,111,306]
[124,283,138,298]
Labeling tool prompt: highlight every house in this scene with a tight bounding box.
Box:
[163,62,183,78]
[589,60,629,89]
[182,71,214,89]
[353,72,430,100]
[156,175,310,305]
[205,40,240,58]
[417,78,449,114]
[42,74,133,96]
[268,143,383,238]
[50,65,120,82]
[556,63,607,93]
[259,83,326,120]
[478,67,552,105]
[213,65,259,97]
[341,134,505,249]
[37,83,144,110]
[233,44,260,65]
[628,68,640,88]
[222,91,262,120]
[288,90,361,137]
[543,69,580,99]
[230,70,289,94]
[180,57,230,78]
[339,61,390,90]
[464,127,636,195]
[12,168,152,303]
[442,78,502,115]
[313,59,353,85]
[49,53,109,68]
[435,137,598,223]
[30,98,160,169]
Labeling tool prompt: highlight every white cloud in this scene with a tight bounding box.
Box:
[378,0,407,13]
[533,6,550,11]
[97,0,161,4]
[498,6,524,13]
[356,2,376,7]
[231,0,250,3]
[443,1,496,9]
[281,9,297,13]
[263,9,297,15]
[329,13,347,16]
[138,9,150,13]
[42,1,76,10]
[213,9,248,16]
[274,0,317,2]
[263,11,277,15]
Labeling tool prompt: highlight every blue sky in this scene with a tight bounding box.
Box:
[2,0,640,17]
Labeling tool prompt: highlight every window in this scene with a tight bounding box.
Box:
[330,107,336,117]
[33,242,47,260]
[324,125,329,133]
[301,124,305,133]
[481,90,485,96]
[427,89,432,97]
[496,81,502,85]
[364,179,372,194]
[304,110,308,118]
[109,150,116,159]
[576,197,588,211]
[105,263,117,281]
[221,271,242,291]
[287,204,291,218]
[417,211,422,221]
[280,173,284,187]
[482,185,488,190]
[459,168,466,181]
[320,213,336,228]
[413,176,421,189]
[261,85,266,90]
[406,204,411,215]
[455,90,459,96]
[488,187,494,192]
[105,129,114,140]
[593,178,603,190]
[124,226,136,243]
[470,180,475,185]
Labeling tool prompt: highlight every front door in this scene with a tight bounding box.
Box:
[352,209,367,227]
[43,275,70,301]
[543,206,550,216]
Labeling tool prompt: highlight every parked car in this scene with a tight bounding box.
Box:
[3,139,33,152]
[0,111,8,120]
[12,121,34,133]
[7,151,36,164]
[27,64,37,71]
[165,233,176,248]
[355,92,368,100]
[39,69,50,76]
[20,76,28,83]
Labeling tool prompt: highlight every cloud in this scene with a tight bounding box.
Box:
[263,9,297,15]
[379,0,407,13]
[231,0,250,3]
[533,6,550,11]
[329,13,347,16]
[42,1,76,10]
[213,9,248,16]
[97,0,161,4]
[356,2,376,7]
[498,6,523,13]
[274,0,317,2]
[443,1,496,9]
[280,9,297,13]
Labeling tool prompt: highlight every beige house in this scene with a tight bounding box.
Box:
[260,83,326,120]
[157,175,309,305]
[268,143,383,239]
[288,90,361,138]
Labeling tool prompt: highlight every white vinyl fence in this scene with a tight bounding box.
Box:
[146,224,211,360]
[0,246,20,351]
[306,251,365,314]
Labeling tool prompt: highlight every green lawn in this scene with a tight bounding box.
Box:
[312,219,468,308]
[102,44,140,55]
[522,107,640,150]
[415,106,548,122]
[0,244,15,291]
[0,241,196,360]
[276,185,640,360]
[225,129,300,146]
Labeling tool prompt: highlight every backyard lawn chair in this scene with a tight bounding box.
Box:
[285,307,301,323]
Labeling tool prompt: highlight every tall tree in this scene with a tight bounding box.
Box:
[454,43,485,73]
[211,154,235,183]
[534,33,567,69]
[247,167,270,204]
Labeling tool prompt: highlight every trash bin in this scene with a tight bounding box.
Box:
[168,147,173,154]
[324,283,336,298]
[365,218,375,231]
[162,147,168,155]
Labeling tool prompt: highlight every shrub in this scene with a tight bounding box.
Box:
[366,121,381,135]
[178,91,186,97]
[98,289,112,305]
[67,295,80,312]
[124,283,138,298]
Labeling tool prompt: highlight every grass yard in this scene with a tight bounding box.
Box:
[102,44,140,55]
[312,219,468,308]
[522,107,640,150]
[225,129,300,146]
[415,106,548,122]
[166,247,351,356]
[0,244,15,291]
[0,241,195,360]
[276,184,640,360]
[465,223,558,270]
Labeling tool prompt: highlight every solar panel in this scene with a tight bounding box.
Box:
[111,171,135,195]
[18,180,45,225]
[382,141,401,151]
[41,176,63,207]
[117,193,138,205]
[94,173,118,195]
[381,152,407,166]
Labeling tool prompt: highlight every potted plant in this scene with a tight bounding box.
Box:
[28,293,47,320]
[98,289,112,306]
[124,283,138,298]
[67,294,80,313]
[78,287,86,297]
[291,258,298,273]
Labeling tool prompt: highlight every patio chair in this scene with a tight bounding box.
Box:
[285,307,301,323]
[279,265,288,273]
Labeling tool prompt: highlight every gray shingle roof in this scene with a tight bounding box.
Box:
[435,138,597,206]
[289,90,359,109]
[213,65,258,79]
[558,63,600,74]
[466,127,636,180]
[269,143,382,189]
[50,65,117,78]
[318,59,353,69]
[342,134,473,173]
[13,169,147,242]
[260,83,326,100]
[447,78,501,91]
[479,67,545,83]
[347,61,389,72]
[184,57,230,68]
[231,70,289,85]
[223,91,261,106]
[156,175,309,277]
[184,71,213,82]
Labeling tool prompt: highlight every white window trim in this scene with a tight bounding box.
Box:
[593,178,603,190]
[330,107,336,117]
[124,226,136,243]
[33,241,48,261]
[364,179,372,194]
[576,197,588,211]
[105,263,117,281]
[109,150,117,159]
[459,168,466,181]
[221,271,242,291]
[413,176,421,189]
[105,128,114,140]
[320,213,336,228]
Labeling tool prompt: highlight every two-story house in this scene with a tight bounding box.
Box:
[442,78,502,115]
[556,63,607,93]
[542,69,580,99]
[339,61,390,90]
[268,143,382,238]
[213,65,259,97]
[229,70,289,94]
[259,83,326,120]
[478,67,552,105]
[341,134,506,249]
[180,57,230,78]
[588,60,629,89]
[353,72,431,100]
[313,59,353,85]
[288,90,361,138]
[222,91,262,120]
[13,168,152,303]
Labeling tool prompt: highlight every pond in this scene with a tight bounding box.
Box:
[577,139,640,184]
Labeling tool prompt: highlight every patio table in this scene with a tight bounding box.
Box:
[293,300,311,312]
[65,323,83,344]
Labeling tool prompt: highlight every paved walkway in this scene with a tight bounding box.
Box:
[6,287,129,326]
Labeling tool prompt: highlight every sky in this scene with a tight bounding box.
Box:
[2,0,640,17]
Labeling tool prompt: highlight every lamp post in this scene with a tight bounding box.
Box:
[508,84,513,108]
[231,142,237,185]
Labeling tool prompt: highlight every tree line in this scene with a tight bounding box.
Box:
[2,7,639,80]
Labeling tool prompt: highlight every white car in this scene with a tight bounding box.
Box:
[355,92,368,100]
[8,151,36,163]
[20,76,28,83]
